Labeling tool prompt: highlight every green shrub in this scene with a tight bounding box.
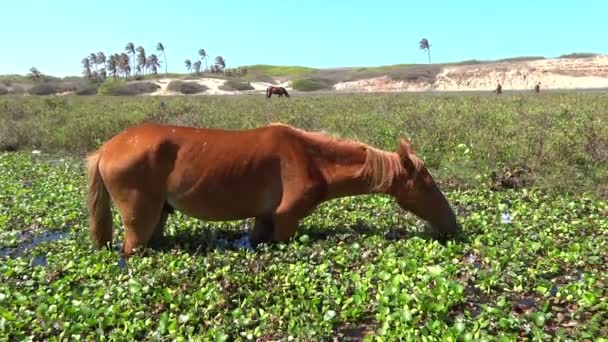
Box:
[167,81,208,94]
[97,79,127,95]
[291,78,331,91]
[219,80,254,91]
[75,84,98,95]
[98,80,159,96]
[28,83,68,95]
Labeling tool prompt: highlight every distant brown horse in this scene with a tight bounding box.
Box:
[86,122,459,257]
[266,86,290,98]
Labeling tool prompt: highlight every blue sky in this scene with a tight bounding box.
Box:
[1,0,605,77]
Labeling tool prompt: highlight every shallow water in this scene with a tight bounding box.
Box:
[0,229,71,260]
[0,227,255,269]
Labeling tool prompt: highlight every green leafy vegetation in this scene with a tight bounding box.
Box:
[0,151,606,340]
[0,92,607,340]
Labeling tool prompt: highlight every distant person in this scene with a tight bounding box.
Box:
[534,82,540,93]
[494,83,502,94]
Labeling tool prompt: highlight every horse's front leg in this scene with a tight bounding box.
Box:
[270,195,318,243]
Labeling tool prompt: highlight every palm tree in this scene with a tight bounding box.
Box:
[184,59,192,72]
[156,42,167,76]
[147,54,161,76]
[81,58,92,79]
[198,49,208,72]
[95,52,106,81]
[419,38,431,64]
[125,42,136,72]
[89,53,98,76]
[118,53,131,79]
[136,46,146,75]
[215,56,226,73]
[28,67,42,82]
[193,60,201,74]
[96,52,106,69]
[107,55,118,80]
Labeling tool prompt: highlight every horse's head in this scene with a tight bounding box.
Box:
[389,138,460,240]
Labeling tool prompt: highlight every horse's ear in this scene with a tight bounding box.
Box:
[397,138,414,158]
[398,138,421,174]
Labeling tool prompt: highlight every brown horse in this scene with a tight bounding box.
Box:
[86,122,459,257]
[266,86,290,98]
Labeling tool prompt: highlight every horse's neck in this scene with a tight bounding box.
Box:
[309,140,378,199]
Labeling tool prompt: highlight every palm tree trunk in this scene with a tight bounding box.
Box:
[427,49,431,64]
[163,52,167,76]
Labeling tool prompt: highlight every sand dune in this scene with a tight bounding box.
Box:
[333,56,608,92]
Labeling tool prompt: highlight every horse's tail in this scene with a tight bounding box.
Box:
[266,87,271,98]
[86,149,113,249]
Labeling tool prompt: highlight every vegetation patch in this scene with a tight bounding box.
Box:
[291,78,333,91]
[0,93,607,196]
[0,86,7,95]
[245,64,316,77]
[219,80,254,91]
[497,56,547,62]
[74,84,98,95]
[28,82,72,95]
[166,81,208,94]
[559,53,600,59]
[98,80,159,96]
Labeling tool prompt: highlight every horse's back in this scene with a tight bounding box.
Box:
[97,122,297,183]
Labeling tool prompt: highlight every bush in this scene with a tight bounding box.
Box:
[219,80,254,91]
[8,85,25,95]
[75,84,98,95]
[98,80,160,96]
[28,83,68,95]
[0,86,7,95]
[559,53,599,59]
[291,78,331,91]
[167,81,208,94]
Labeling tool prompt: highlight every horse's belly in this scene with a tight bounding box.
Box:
[167,182,281,221]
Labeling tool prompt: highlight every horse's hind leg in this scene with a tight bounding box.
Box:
[149,202,173,248]
[249,214,274,247]
[115,193,165,257]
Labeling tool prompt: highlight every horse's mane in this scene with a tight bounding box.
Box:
[268,122,424,191]
[354,146,404,192]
